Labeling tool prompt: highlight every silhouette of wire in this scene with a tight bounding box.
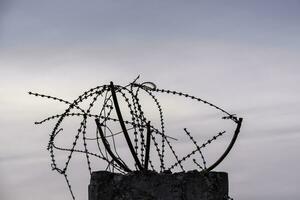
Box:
[30,78,242,200]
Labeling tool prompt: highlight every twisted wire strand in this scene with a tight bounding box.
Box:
[52,143,125,173]
[184,128,207,169]
[126,85,147,164]
[154,88,235,122]
[135,87,166,171]
[64,174,75,200]
[167,131,226,171]
[117,84,165,169]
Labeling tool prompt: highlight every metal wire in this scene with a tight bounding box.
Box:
[30,78,242,199]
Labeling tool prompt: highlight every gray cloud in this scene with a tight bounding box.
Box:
[1,0,300,48]
[1,1,300,200]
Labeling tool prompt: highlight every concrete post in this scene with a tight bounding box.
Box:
[89,170,228,200]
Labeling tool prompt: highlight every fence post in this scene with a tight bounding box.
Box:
[89,171,228,200]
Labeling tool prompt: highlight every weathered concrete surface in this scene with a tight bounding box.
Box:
[89,170,228,200]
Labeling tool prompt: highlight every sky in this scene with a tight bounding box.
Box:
[0,0,300,199]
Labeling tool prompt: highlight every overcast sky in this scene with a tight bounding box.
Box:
[1,0,300,200]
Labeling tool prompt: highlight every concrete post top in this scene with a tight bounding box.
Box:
[89,170,228,200]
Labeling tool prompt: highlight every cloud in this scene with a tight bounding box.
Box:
[1,1,300,199]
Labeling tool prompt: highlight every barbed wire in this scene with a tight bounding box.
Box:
[30,77,242,199]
